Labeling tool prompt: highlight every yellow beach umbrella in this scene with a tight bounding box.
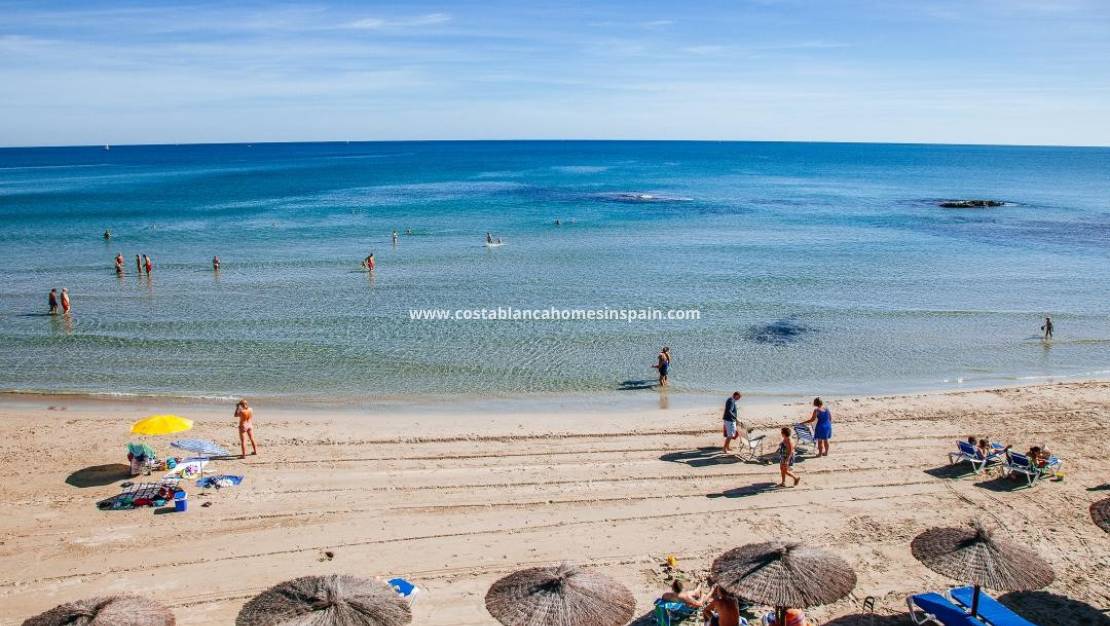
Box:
[131,414,193,436]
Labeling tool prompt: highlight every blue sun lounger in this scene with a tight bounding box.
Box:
[908,593,988,626]
[793,423,816,454]
[949,586,1038,626]
[654,599,697,625]
[1003,452,1062,487]
[948,441,1004,474]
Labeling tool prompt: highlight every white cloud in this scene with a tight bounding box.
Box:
[346,13,452,30]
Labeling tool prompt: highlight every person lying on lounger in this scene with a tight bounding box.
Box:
[1027,446,1054,468]
[661,579,705,608]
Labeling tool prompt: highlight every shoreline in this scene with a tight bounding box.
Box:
[3,372,1108,419]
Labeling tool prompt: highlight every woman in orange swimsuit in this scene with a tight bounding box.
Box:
[235,399,258,458]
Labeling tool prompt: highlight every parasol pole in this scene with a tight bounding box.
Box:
[777,606,787,625]
[971,584,981,618]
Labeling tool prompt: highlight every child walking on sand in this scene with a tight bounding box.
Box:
[778,427,799,487]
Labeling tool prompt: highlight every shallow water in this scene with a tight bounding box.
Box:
[1,141,1108,399]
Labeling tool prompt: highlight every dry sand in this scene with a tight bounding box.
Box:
[1,382,1108,625]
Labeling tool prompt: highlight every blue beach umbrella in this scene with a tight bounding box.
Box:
[170,438,229,457]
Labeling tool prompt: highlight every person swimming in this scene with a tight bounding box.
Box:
[103,229,111,240]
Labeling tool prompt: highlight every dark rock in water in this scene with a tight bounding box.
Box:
[746,319,812,345]
[938,199,1005,208]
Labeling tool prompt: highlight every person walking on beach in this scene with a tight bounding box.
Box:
[114,253,125,274]
[800,397,832,457]
[48,289,58,315]
[143,255,152,274]
[235,399,258,458]
[722,391,741,453]
[1041,316,1054,341]
[777,426,799,487]
[652,347,670,387]
[136,254,143,274]
[60,288,71,314]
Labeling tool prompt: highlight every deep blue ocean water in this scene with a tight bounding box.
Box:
[1,141,1107,400]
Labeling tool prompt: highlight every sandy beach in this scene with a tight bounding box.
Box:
[1,381,1108,625]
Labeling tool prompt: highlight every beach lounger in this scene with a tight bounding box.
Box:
[948,586,1037,626]
[654,599,698,625]
[793,424,816,454]
[948,441,1003,474]
[1003,453,1062,487]
[734,424,767,462]
[908,593,988,626]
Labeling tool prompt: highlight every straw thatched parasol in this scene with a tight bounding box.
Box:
[485,563,635,626]
[236,575,411,626]
[1091,497,1110,533]
[22,594,175,626]
[711,541,857,625]
[911,520,1054,618]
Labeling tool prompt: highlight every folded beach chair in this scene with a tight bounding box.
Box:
[948,586,1037,626]
[387,577,421,604]
[793,424,816,454]
[948,441,1003,474]
[1003,453,1062,487]
[734,424,767,462]
[654,599,697,625]
[907,593,988,626]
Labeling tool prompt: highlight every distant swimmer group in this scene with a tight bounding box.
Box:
[47,288,71,314]
[485,232,504,245]
[115,253,152,275]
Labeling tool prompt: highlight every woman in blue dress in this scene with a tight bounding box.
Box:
[801,397,832,457]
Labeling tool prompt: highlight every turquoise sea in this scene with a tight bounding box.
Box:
[0,141,1108,400]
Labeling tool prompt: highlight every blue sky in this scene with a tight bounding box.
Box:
[1,0,1108,146]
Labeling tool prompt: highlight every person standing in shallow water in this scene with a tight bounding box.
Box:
[48,289,58,314]
[212,256,220,271]
[800,397,832,457]
[143,255,152,274]
[136,254,142,274]
[1042,316,1054,341]
[652,346,670,387]
[60,288,71,314]
[114,253,124,274]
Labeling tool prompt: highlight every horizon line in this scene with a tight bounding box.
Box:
[2,138,1109,151]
